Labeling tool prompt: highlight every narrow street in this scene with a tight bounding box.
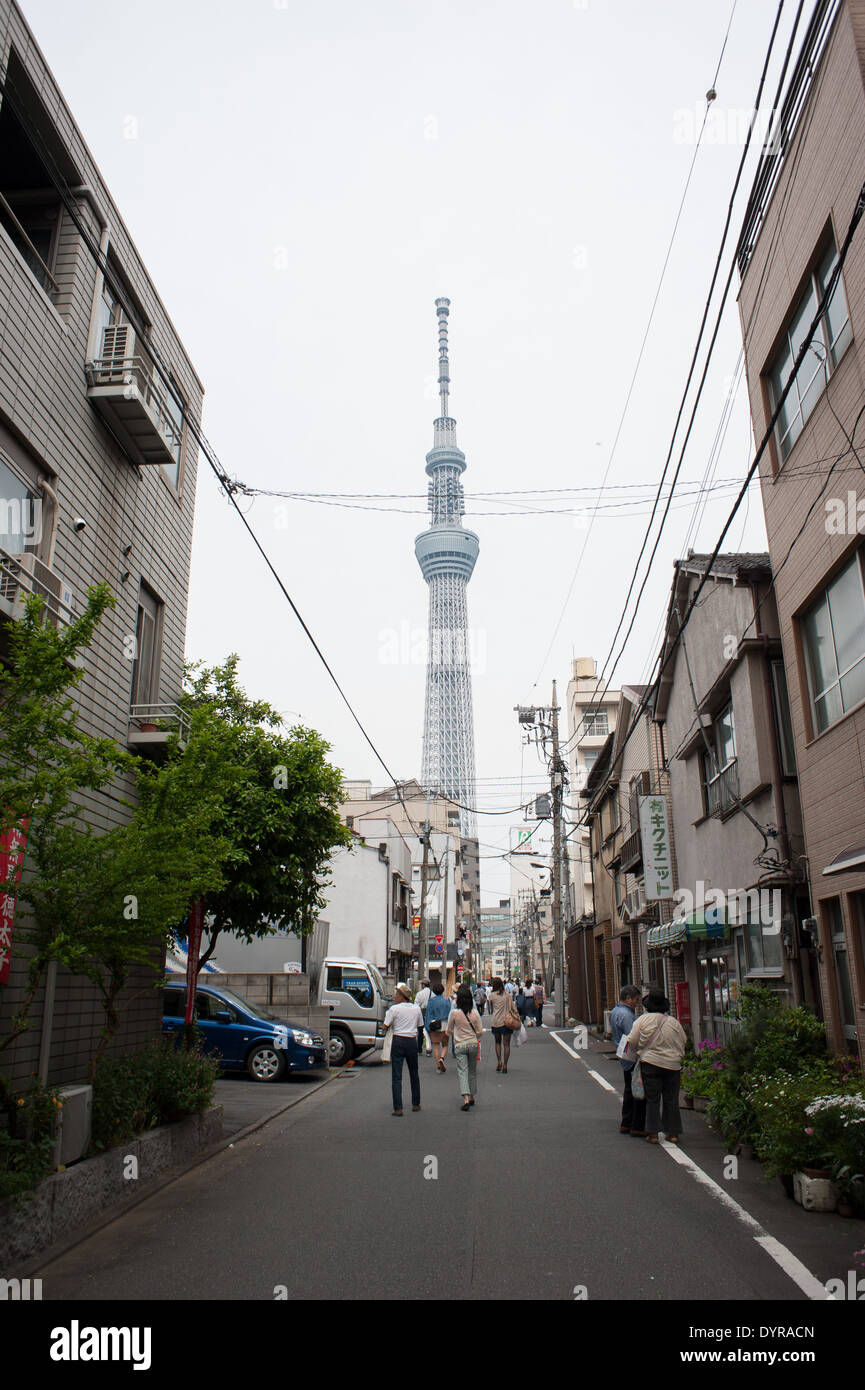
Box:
[32,1022,861,1305]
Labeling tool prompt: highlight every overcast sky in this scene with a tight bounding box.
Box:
[23,0,798,901]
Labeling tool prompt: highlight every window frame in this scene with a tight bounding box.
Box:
[800,549,865,738]
[765,229,852,466]
[700,702,738,817]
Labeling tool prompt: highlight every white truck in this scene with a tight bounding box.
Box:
[315,956,393,1066]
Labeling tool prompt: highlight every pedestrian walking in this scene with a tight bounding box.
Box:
[426,981,452,1072]
[532,979,545,1028]
[609,985,646,1137]
[488,976,516,1073]
[414,978,432,1055]
[473,981,487,1017]
[624,990,688,1144]
[383,983,425,1116]
[447,983,483,1110]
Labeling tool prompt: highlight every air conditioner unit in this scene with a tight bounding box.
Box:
[3,552,72,628]
[52,1084,93,1169]
[101,321,136,370]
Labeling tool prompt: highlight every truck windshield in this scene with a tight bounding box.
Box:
[368,964,389,999]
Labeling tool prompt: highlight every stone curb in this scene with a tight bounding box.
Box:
[10,1068,344,1277]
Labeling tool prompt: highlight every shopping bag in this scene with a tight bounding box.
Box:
[515,1024,528,1046]
[381,1025,393,1063]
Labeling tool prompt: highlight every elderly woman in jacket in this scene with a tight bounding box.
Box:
[624,990,688,1144]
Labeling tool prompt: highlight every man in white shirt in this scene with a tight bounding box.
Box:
[414,978,432,1055]
[384,984,425,1115]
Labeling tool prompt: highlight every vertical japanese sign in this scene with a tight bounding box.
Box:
[0,818,30,987]
[184,900,205,1025]
[638,795,672,901]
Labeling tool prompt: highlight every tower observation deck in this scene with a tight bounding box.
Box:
[416,298,479,836]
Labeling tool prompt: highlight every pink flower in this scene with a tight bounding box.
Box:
[804,1127,814,1136]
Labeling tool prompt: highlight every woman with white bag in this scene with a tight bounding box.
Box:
[446,983,483,1110]
[625,990,687,1144]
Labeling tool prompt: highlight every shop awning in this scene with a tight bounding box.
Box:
[646,908,728,948]
[646,920,687,948]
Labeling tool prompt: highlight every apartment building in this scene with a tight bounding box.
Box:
[579,686,674,1027]
[565,658,620,924]
[0,2,203,1086]
[654,554,812,1047]
[737,0,865,1062]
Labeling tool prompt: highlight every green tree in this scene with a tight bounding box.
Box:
[171,656,352,972]
[0,589,231,1075]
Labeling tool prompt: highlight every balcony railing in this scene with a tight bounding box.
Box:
[0,548,74,633]
[86,328,182,468]
[705,761,739,817]
[620,826,642,873]
[129,703,190,754]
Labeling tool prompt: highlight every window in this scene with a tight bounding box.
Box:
[0,52,71,300]
[130,585,163,708]
[583,705,609,737]
[609,796,620,833]
[824,898,857,1051]
[163,989,186,1018]
[852,893,865,1007]
[700,704,738,816]
[326,966,373,1007]
[0,454,40,555]
[770,660,797,775]
[162,377,185,490]
[767,234,852,461]
[802,551,865,734]
[741,900,783,975]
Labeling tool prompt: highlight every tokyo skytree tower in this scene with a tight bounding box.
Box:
[416,298,479,837]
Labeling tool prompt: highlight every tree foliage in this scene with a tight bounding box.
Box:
[172,656,352,969]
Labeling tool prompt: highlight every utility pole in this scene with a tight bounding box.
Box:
[551,680,565,1027]
[417,791,431,987]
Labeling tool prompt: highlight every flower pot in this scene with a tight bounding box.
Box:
[793,1170,838,1212]
[779,1174,795,1200]
[681,1093,693,1110]
[692,1095,709,1113]
[802,1166,832,1180]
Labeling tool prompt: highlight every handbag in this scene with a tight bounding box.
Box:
[381,1025,393,1063]
[630,1016,668,1100]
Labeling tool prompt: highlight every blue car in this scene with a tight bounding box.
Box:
[163,980,328,1082]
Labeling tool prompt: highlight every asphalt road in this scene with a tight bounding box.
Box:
[32,1023,863,1303]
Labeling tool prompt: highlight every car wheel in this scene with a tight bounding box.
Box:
[246,1043,286,1082]
[328,1029,353,1067]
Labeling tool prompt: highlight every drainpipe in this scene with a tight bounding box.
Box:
[751,582,801,1005]
[36,475,59,566]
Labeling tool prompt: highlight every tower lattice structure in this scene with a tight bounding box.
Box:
[416,298,479,837]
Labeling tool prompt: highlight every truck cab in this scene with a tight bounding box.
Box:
[320,957,391,1066]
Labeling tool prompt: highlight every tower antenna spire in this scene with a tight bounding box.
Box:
[435,296,451,420]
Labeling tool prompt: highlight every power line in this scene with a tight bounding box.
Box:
[527,0,745,691]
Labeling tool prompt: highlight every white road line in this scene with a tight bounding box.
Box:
[586,1068,617,1092]
[549,1031,833,1301]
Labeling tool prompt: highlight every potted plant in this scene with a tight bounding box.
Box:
[681,1038,726,1111]
[804,1093,865,1215]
